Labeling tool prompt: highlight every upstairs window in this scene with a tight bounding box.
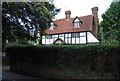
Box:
[50,22,55,30]
[73,17,82,28]
[74,21,80,28]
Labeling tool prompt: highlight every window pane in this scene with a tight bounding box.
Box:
[65,34,69,37]
[46,35,52,39]
[74,22,80,28]
[72,33,76,38]
[76,33,80,38]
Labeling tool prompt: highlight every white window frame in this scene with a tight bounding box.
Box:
[74,21,80,28]
[73,18,81,28]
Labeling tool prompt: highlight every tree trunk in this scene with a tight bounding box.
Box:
[39,31,43,45]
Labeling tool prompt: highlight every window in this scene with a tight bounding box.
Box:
[46,35,52,39]
[80,32,86,37]
[73,17,82,28]
[72,33,80,38]
[50,25,54,30]
[65,34,69,37]
[76,33,80,38]
[74,22,80,28]
[50,22,55,30]
[72,33,76,38]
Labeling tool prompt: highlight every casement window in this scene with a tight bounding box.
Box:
[72,33,76,38]
[76,33,80,38]
[72,33,80,38]
[46,35,52,39]
[74,22,80,28]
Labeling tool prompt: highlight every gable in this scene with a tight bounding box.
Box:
[45,15,93,34]
[73,16,82,22]
[50,22,56,30]
[53,38,66,45]
[74,18,79,22]
[73,17,83,28]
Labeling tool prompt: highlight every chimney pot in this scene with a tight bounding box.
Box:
[92,7,98,11]
[65,10,71,19]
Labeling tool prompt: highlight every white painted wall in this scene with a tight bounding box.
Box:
[87,32,99,43]
[42,32,99,45]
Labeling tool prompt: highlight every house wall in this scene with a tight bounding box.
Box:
[42,32,99,45]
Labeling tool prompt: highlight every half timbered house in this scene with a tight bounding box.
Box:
[42,7,100,45]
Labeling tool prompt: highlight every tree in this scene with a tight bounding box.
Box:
[2,2,60,46]
[99,1,120,44]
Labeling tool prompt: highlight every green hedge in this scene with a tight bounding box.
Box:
[5,44,120,78]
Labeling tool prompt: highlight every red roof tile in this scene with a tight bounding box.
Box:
[45,15,93,34]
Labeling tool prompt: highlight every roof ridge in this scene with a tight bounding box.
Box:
[54,15,92,21]
[78,15,92,18]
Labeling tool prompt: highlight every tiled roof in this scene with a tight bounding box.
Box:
[45,15,93,34]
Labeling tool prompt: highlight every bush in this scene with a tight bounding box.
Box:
[4,44,120,78]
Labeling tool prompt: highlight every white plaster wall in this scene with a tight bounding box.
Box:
[65,39,67,43]
[42,32,99,44]
[72,38,75,44]
[80,32,86,44]
[59,37,64,41]
[87,32,99,43]
[55,35,58,37]
[46,39,49,44]
[42,39,45,44]
[80,37,86,44]
[68,38,71,44]
[80,32,86,36]
[69,33,71,37]
[50,39,53,44]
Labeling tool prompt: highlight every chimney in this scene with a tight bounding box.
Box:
[91,7,99,38]
[65,10,71,19]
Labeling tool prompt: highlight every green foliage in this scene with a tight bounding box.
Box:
[99,1,120,44]
[2,2,60,46]
[5,45,120,78]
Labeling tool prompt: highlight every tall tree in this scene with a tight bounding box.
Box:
[99,1,120,44]
[2,2,60,45]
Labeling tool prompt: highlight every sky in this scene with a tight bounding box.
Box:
[53,0,113,22]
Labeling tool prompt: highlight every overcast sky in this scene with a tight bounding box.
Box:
[53,0,113,22]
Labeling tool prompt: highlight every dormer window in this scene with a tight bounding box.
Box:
[50,22,55,30]
[74,21,80,27]
[73,17,82,28]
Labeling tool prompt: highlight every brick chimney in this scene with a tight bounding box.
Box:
[65,10,71,19]
[91,7,99,38]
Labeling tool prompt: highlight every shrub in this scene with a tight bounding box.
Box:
[5,44,120,78]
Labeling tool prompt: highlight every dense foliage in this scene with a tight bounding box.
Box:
[5,44,120,78]
[99,1,120,44]
[2,2,60,46]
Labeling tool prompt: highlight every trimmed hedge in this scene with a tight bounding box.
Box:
[5,44,120,78]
